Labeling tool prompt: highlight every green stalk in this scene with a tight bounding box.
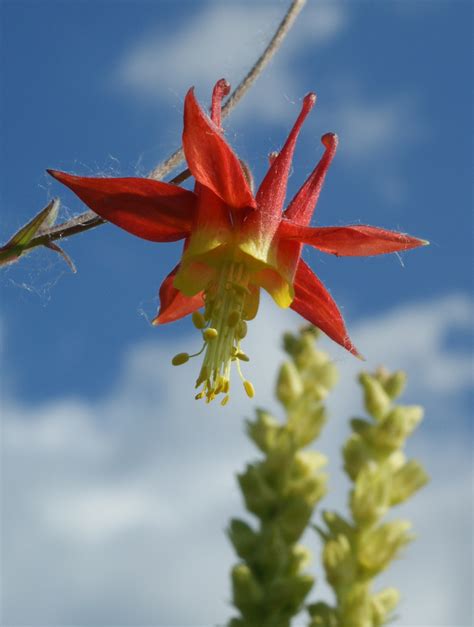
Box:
[308,368,429,627]
[228,327,338,627]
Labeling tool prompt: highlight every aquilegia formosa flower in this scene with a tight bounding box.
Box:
[48,79,427,404]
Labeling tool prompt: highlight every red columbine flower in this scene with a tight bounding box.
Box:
[48,79,427,404]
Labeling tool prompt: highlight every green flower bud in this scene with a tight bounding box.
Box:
[343,434,372,480]
[279,497,315,544]
[282,331,299,356]
[357,521,412,575]
[292,451,327,479]
[323,534,355,588]
[238,465,277,518]
[340,584,372,627]
[276,361,303,407]
[383,370,407,400]
[374,405,424,451]
[288,544,312,575]
[314,360,339,392]
[287,472,327,511]
[288,403,327,448]
[350,464,390,525]
[350,417,373,439]
[386,450,406,472]
[371,587,400,625]
[359,373,391,421]
[246,410,280,454]
[228,519,258,560]
[191,310,206,329]
[231,563,263,609]
[322,511,354,539]
[267,573,314,614]
[300,361,338,401]
[258,526,288,572]
[308,601,339,627]
[390,459,429,505]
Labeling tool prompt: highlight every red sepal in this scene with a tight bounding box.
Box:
[182,88,256,213]
[253,94,316,227]
[47,170,196,242]
[152,264,204,325]
[291,259,361,358]
[284,133,338,225]
[279,222,428,256]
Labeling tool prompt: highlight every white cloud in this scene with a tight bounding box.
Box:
[1,293,472,625]
[112,1,425,205]
[308,80,426,203]
[331,94,424,161]
[113,1,347,123]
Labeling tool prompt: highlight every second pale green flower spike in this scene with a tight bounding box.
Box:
[309,367,429,627]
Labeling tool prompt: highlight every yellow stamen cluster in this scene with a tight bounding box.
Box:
[171,261,255,404]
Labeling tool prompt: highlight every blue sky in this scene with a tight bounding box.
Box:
[0,1,472,626]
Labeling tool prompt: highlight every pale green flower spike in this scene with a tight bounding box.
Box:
[228,327,338,627]
[309,367,429,627]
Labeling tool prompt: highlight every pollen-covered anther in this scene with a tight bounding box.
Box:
[234,351,249,362]
[203,327,218,341]
[227,310,241,327]
[237,321,248,339]
[172,352,190,366]
[192,311,207,329]
[243,380,255,398]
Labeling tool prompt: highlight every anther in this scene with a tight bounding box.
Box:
[203,328,218,341]
[221,395,230,406]
[192,311,206,329]
[243,380,255,398]
[235,352,250,362]
[237,321,248,339]
[227,310,240,327]
[172,352,190,366]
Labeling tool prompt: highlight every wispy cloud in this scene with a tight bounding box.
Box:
[309,77,427,204]
[112,1,425,205]
[2,293,472,625]
[113,1,347,123]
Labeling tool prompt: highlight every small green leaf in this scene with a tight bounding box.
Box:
[5,198,59,249]
[0,198,75,272]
